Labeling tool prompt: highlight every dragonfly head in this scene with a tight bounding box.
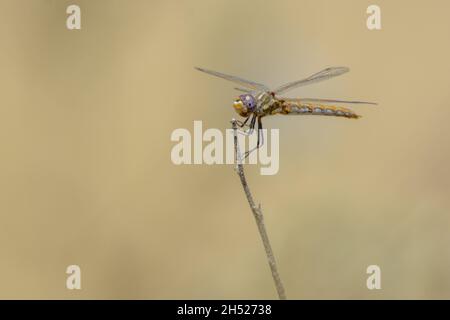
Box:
[234,94,256,116]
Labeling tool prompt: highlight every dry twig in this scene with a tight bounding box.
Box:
[231,119,286,300]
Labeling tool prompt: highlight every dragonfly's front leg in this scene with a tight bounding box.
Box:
[242,116,264,159]
[236,116,250,128]
[237,114,256,136]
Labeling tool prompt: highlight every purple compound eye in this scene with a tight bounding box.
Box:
[239,94,256,110]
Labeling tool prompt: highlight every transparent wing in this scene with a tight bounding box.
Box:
[234,87,253,93]
[282,97,377,105]
[273,67,350,95]
[195,67,269,91]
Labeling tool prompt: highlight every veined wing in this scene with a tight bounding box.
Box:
[234,87,253,93]
[273,67,350,95]
[195,67,269,91]
[282,97,377,105]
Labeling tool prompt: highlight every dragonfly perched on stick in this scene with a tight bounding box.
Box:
[195,66,377,157]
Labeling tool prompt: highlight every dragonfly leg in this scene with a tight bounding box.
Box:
[242,116,263,159]
[236,116,250,128]
[257,116,264,149]
[237,114,256,136]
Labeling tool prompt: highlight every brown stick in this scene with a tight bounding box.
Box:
[231,119,287,300]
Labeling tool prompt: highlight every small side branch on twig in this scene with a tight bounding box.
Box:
[231,119,287,300]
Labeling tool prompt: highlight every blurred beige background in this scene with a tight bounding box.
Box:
[0,0,449,299]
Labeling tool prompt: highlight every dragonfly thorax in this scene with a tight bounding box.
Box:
[255,91,277,115]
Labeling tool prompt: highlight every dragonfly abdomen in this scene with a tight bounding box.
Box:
[279,102,360,119]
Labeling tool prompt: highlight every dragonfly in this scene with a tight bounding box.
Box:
[195,66,377,156]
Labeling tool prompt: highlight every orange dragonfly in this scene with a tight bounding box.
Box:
[195,66,376,156]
